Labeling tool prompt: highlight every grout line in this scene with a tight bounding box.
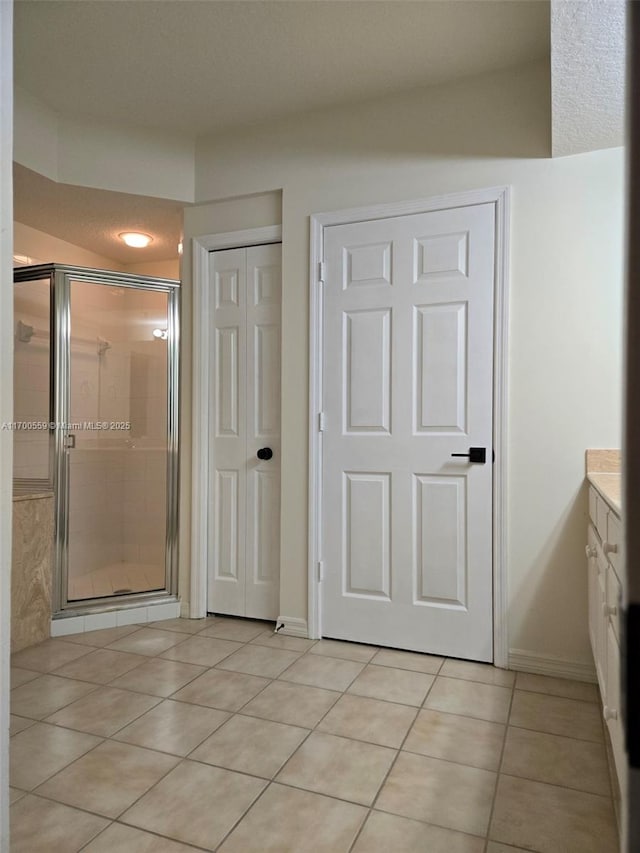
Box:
[482,672,517,851]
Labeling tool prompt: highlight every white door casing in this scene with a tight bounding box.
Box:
[207,243,281,620]
[319,202,497,660]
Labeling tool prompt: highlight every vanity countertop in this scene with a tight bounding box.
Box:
[586,449,621,517]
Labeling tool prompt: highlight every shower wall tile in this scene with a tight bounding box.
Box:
[11,494,54,652]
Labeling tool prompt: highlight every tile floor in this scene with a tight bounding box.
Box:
[9,617,619,853]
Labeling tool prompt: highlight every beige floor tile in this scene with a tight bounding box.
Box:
[251,630,317,652]
[501,726,611,795]
[172,668,270,711]
[510,690,604,742]
[45,686,161,736]
[490,774,618,852]
[317,694,417,748]
[52,648,147,684]
[218,783,367,853]
[376,751,496,836]
[348,665,434,706]
[11,639,92,673]
[114,699,230,756]
[10,715,35,736]
[199,618,270,643]
[191,713,308,777]
[160,635,243,667]
[10,794,109,853]
[241,679,341,728]
[279,653,365,691]
[11,666,40,688]
[10,721,101,790]
[425,676,511,723]
[309,639,378,663]
[216,644,302,678]
[10,674,98,720]
[352,810,485,853]
[36,739,179,818]
[83,823,200,852]
[404,709,505,771]
[121,760,266,850]
[486,844,529,853]
[107,627,192,656]
[515,671,599,703]
[9,787,26,804]
[109,657,206,697]
[276,731,395,806]
[63,625,141,647]
[370,648,444,674]
[151,616,217,634]
[440,659,515,687]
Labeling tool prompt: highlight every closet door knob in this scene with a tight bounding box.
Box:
[257,447,273,461]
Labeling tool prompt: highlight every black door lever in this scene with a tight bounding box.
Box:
[451,447,487,464]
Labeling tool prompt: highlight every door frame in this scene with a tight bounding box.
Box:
[308,187,510,667]
[190,226,283,618]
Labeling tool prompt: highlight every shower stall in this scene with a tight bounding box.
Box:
[13,264,180,615]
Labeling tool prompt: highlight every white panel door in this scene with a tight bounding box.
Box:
[321,204,495,660]
[208,244,281,619]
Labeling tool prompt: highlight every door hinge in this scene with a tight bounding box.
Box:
[318,261,325,283]
[317,561,324,582]
[318,412,326,432]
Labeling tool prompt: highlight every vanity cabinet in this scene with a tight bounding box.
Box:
[587,482,625,824]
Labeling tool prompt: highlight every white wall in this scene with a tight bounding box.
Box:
[0,3,12,848]
[184,60,624,670]
[14,86,194,203]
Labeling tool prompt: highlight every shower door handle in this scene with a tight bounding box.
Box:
[64,434,76,450]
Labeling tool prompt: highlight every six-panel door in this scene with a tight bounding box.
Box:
[321,204,495,660]
[208,244,281,620]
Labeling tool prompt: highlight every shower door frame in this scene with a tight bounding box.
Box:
[15,264,181,616]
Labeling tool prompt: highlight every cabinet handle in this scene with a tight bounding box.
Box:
[603,542,618,556]
[585,545,597,559]
[602,603,618,617]
[604,705,618,721]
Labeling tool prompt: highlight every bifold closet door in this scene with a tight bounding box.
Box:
[208,243,281,620]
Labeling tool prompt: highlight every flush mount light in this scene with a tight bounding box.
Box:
[119,232,153,248]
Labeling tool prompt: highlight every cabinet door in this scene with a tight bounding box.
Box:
[605,623,626,789]
[587,533,599,658]
[595,562,607,698]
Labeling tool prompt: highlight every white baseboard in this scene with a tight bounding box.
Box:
[51,600,181,637]
[276,616,309,638]
[509,648,597,683]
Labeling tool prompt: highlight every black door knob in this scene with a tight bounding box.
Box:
[257,447,273,461]
[451,447,487,464]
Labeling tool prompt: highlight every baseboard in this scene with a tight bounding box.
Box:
[276,616,309,638]
[509,648,597,683]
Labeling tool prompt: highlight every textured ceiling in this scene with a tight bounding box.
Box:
[551,0,626,157]
[15,0,550,137]
[13,165,184,263]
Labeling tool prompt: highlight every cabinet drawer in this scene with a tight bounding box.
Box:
[589,487,598,527]
[595,494,609,543]
[606,565,622,642]
[606,511,622,575]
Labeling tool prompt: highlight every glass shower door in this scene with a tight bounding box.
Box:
[65,279,171,602]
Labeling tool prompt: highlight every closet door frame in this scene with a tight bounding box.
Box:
[191,225,282,619]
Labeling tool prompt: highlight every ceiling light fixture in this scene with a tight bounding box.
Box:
[119,231,153,248]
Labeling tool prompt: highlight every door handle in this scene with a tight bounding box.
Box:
[451,447,486,464]
[257,447,273,461]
